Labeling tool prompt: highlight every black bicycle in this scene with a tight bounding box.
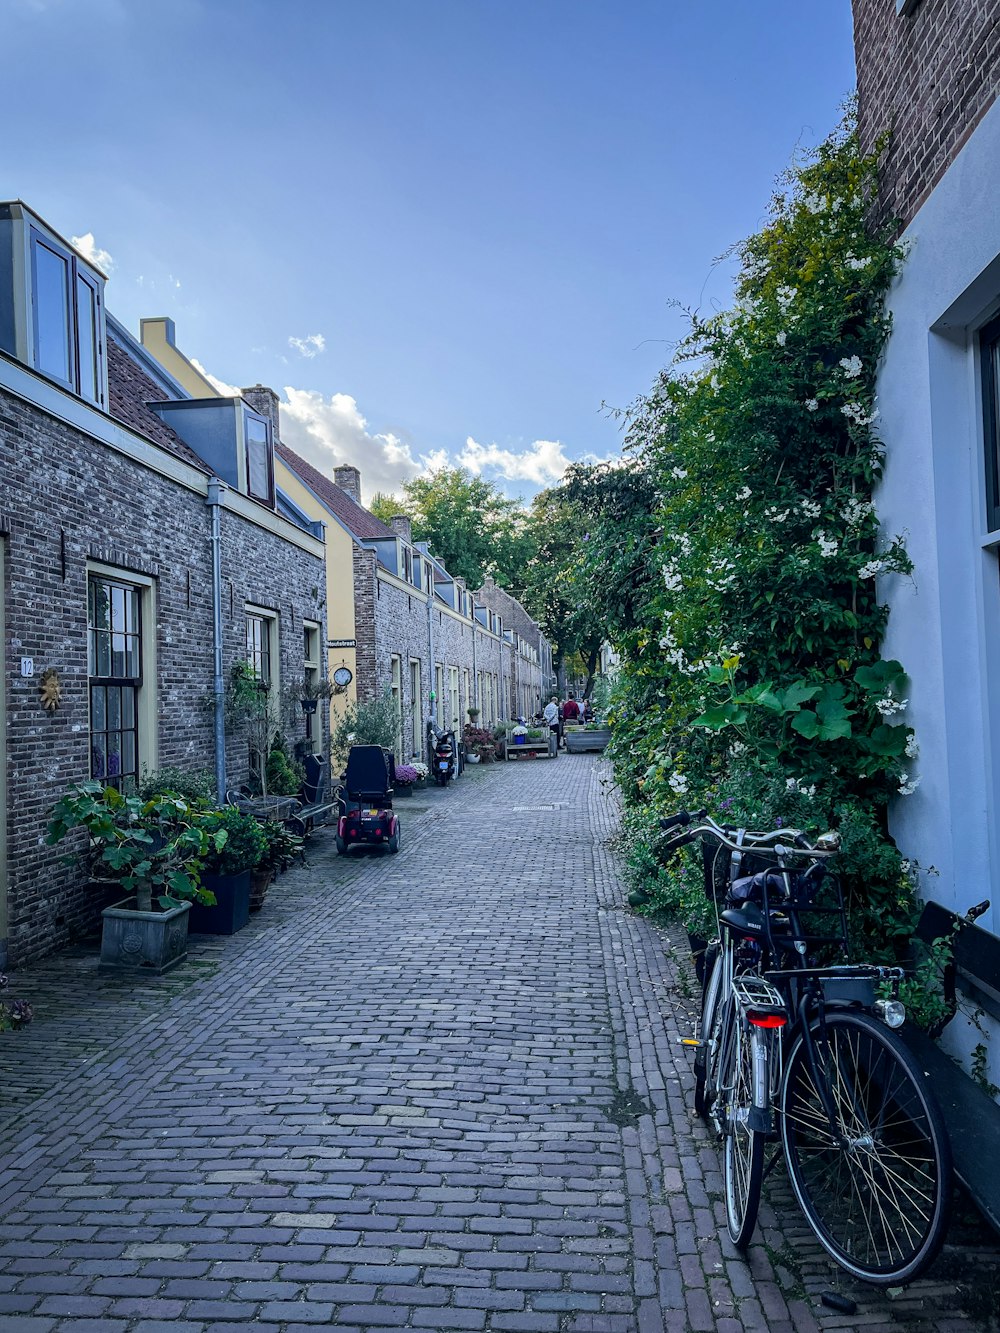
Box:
[660,808,954,1286]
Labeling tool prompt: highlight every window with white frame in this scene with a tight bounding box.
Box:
[449,666,460,732]
[409,658,422,755]
[245,606,279,783]
[435,663,444,725]
[391,654,403,757]
[88,569,155,788]
[303,621,321,743]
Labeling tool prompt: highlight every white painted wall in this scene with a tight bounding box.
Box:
[875,98,1000,1078]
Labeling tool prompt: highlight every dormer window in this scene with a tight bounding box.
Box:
[0,203,108,407]
[244,411,273,503]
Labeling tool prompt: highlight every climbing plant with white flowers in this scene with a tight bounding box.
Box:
[600,107,927,957]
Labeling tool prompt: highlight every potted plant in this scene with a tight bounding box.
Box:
[462,725,497,763]
[410,761,429,788]
[188,806,267,935]
[47,783,217,974]
[393,763,420,796]
[225,661,282,796]
[511,724,528,746]
[0,974,33,1031]
[467,706,481,723]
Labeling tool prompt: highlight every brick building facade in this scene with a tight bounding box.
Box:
[273,450,552,761]
[0,203,326,967]
[852,0,1000,1081]
[854,0,1000,227]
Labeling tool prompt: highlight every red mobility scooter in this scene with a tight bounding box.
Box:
[335,745,400,855]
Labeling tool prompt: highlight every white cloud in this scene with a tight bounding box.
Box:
[279,387,422,499]
[288,333,326,359]
[455,436,575,487]
[71,232,114,274]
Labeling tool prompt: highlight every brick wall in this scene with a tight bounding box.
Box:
[853,0,1000,228]
[0,386,324,966]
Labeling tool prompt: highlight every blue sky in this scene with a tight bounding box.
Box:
[3,0,857,499]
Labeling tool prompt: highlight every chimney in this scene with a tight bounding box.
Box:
[390,514,412,543]
[242,385,281,438]
[334,465,362,502]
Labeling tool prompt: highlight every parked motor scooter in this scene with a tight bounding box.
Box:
[433,729,457,786]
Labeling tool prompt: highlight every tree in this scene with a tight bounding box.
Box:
[369,491,408,525]
[394,467,533,592]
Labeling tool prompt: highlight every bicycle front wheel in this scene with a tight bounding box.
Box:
[781,1010,952,1285]
[694,942,722,1118]
[721,1000,765,1248]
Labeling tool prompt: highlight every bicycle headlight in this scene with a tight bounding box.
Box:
[874,998,906,1029]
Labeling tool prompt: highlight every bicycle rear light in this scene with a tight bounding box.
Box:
[873,998,906,1029]
[747,1011,787,1029]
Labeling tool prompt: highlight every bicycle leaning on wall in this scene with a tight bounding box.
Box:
[660,808,955,1287]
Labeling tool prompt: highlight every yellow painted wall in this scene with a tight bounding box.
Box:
[138,317,357,743]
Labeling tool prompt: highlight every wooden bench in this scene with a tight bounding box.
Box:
[899,899,1000,1234]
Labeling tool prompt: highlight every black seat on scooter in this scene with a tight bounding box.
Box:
[344,746,393,803]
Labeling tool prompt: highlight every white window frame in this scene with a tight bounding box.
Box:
[87,562,157,787]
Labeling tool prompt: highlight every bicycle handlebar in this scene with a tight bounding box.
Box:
[659,811,839,860]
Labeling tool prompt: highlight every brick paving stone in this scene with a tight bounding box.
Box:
[0,758,998,1332]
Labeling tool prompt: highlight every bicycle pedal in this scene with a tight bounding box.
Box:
[679,1037,703,1048]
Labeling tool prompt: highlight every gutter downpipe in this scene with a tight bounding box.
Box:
[207,479,227,804]
[427,581,437,755]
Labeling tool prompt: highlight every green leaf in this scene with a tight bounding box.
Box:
[780,680,822,711]
[865,724,909,757]
[791,710,820,739]
[693,704,737,730]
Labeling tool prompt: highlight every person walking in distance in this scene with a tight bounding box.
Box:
[543,695,561,752]
[562,693,581,727]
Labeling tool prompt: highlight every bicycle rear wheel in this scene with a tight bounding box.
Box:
[720,999,765,1248]
[781,1010,952,1285]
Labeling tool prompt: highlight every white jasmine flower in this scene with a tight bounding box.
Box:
[905,734,919,759]
[802,191,827,215]
[805,398,819,412]
[875,696,909,717]
[842,497,874,526]
[776,331,787,347]
[845,255,872,271]
[858,560,884,579]
[816,530,839,558]
[786,777,799,791]
[898,773,921,797]
[671,467,688,480]
[661,565,682,592]
[736,486,752,501]
[839,355,864,379]
[710,373,720,392]
[776,284,796,310]
[668,772,689,795]
[800,499,821,519]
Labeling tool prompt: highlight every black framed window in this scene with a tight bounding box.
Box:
[30,228,105,406]
[89,577,142,788]
[981,313,1000,533]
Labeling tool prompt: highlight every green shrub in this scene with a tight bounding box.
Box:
[199,807,267,875]
[139,766,216,804]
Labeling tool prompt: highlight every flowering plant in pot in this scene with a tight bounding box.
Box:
[0,974,33,1032]
[394,763,420,795]
[462,725,497,762]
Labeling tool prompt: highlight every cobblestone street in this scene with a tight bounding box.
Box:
[1,756,998,1332]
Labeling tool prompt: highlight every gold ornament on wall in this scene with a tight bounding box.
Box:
[40,668,62,712]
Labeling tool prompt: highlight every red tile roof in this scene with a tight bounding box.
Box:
[275,440,397,541]
[107,332,209,474]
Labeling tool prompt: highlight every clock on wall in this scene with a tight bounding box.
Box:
[333,666,353,689]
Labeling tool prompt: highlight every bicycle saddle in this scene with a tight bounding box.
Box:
[720,902,767,936]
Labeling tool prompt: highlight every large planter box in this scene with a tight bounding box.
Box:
[100,899,191,975]
[188,871,252,936]
[565,729,611,753]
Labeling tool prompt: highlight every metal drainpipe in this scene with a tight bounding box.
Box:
[427,581,436,744]
[207,480,227,804]
[472,613,478,712]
